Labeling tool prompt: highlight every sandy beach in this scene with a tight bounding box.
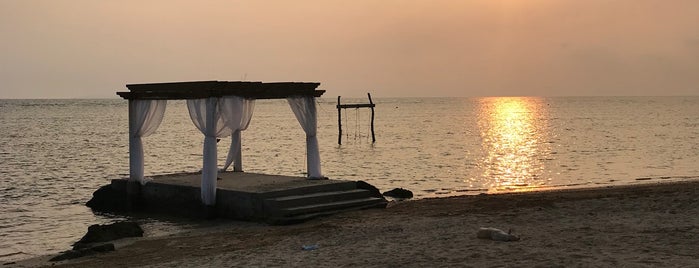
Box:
[9,180,699,267]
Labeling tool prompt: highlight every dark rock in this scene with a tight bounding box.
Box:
[356,181,383,199]
[86,184,128,212]
[125,180,142,210]
[383,188,413,199]
[204,205,217,219]
[49,250,82,262]
[50,243,115,262]
[72,222,143,250]
[90,243,117,252]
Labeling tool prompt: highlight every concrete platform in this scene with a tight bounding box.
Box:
[145,171,348,194]
[107,172,386,224]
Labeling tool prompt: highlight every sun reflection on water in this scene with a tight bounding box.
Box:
[477,97,550,193]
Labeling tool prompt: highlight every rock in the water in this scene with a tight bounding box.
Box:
[383,188,413,199]
[86,184,128,212]
[50,243,115,262]
[356,181,383,199]
[50,250,83,262]
[73,222,143,250]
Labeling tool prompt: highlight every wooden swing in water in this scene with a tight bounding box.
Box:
[336,93,376,145]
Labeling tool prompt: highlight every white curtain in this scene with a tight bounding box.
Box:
[187,98,230,205]
[220,96,255,172]
[129,99,167,184]
[287,96,323,179]
[188,98,232,138]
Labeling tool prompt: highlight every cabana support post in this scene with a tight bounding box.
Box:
[201,97,219,206]
[288,96,324,179]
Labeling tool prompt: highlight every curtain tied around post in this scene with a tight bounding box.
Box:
[287,96,323,179]
[188,97,255,205]
[128,99,167,184]
[187,98,230,206]
[220,96,255,172]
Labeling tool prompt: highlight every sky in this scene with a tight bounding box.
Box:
[1,0,698,98]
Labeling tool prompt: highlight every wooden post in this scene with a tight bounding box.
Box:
[368,93,376,143]
[126,100,140,211]
[337,96,342,145]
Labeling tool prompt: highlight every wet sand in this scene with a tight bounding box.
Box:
[10,181,699,267]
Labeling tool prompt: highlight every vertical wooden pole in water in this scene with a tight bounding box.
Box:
[368,93,376,143]
[337,96,342,145]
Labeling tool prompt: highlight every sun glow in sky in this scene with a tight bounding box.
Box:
[1,0,698,98]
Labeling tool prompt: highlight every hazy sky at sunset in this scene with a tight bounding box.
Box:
[1,0,698,98]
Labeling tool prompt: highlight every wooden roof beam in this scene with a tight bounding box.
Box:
[116,81,324,100]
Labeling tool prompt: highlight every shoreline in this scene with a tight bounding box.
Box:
[9,180,699,267]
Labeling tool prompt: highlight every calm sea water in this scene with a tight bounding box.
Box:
[1,97,698,261]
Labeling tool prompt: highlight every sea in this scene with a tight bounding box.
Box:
[1,96,698,261]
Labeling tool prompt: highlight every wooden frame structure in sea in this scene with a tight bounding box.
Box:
[336,93,376,145]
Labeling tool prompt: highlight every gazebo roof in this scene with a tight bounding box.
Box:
[116,81,325,100]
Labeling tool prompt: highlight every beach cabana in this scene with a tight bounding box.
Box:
[116,81,325,206]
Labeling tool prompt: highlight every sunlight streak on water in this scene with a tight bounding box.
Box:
[477,97,551,192]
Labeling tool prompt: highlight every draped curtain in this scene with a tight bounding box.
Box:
[129,94,322,208]
[129,99,167,184]
[287,96,323,179]
[220,96,255,172]
[187,98,231,205]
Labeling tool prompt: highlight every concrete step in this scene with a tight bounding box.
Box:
[276,197,386,217]
[259,180,357,198]
[268,201,388,225]
[266,189,373,209]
